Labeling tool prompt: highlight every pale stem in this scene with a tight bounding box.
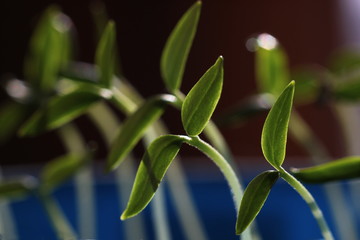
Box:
[186,136,252,240]
[57,124,95,239]
[87,102,147,240]
[280,168,334,240]
[290,110,358,240]
[39,194,77,240]
[0,168,17,240]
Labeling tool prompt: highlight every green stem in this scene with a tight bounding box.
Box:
[290,110,358,240]
[187,136,241,206]
[57,124,95,239]
[87,102,147,240]
[39,194,77,240]
[186,136,252,240]
[0,168,17,240]
[279,168,334,240]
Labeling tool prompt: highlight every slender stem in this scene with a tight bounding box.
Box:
[57,124,95,239]
[39,194,77,240]
[111,79,209,240]
[0,168,17,240]
[87,103,147,240]
[290,110,358,240]
[187,136,242,206]
[186,136,252,240]
[279,168,334,240]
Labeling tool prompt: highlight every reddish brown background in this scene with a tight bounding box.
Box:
[0,0,345,166]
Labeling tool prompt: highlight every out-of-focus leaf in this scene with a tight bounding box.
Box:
[95,21,116,88]
[160,1,201,93]
[121,135,188,220]
[40,154,89,193]
[236,170,279,234]
[291,156,360,183]
[261,81,295,169]
[107,94,177,171]
[24,6,73,92]
[0,176,38,199]
[182,56,223,136]
[255,33,290,97]
[333,80,360,102]
[329,49,360,75]
[19,87,107,136]
[0,102,33,143]
[291,67,321,105]
[215,93,274,127]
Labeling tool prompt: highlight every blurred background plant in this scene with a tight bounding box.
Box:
[1,0,360,240]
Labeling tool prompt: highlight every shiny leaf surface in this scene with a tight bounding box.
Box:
[107,94,177,171]
[236,170,279,234]
[95,21,116,87]
[121,135,187,219]
[255,33,289,97]
[24,6,73,92]
[160,1,201,92]
[291,156,360,183]
[182,56,223,136]
[261,81,295,169]
[19,88,105,136]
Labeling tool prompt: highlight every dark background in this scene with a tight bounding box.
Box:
[0,0,345,166]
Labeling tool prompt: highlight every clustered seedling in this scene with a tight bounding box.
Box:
[1,1,360,240]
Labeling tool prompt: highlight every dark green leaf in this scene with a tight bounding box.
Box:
[261,81,295,169]
[0,176,38,199]
[215,93,274,127]
[24,6,73,92]
[121,135,188,219]
[236,170,279,234]
[19,87,105,136]
[107,94,177,171]
[329,49,360,74]
[333,80,360,102]
[160,1,201,92]
[95,21,116,87]
[40,154,89,193]
[291,156,360,183]
[255,33,289,96]
[291,67,321,105]
[0,102,33,143]
[182,56,223,136]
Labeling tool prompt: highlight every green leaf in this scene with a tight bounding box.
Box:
[24,6,73,92]
[19,87,106,136]
[0,102,33,143]
[291,156,360,183]
[0,176,38,199]
[160,1,201,92]
[40,154,89,193]
[333,80,360,102]
[215,93,274,127]
[107,94,177,171]
[329,49,360,74]
[95,21,116,87]
[182,56,223,136]
[255,33,290,97]
[121,135,188,220]
[261,81,295,169]
[291,67,320,105]
[236,170,279,234]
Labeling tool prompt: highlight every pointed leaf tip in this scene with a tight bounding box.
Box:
[236,170,279,234]
[181,57,224,136]
[121,135,187,219]
[160,1,201,92]
[261,81,295,169]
